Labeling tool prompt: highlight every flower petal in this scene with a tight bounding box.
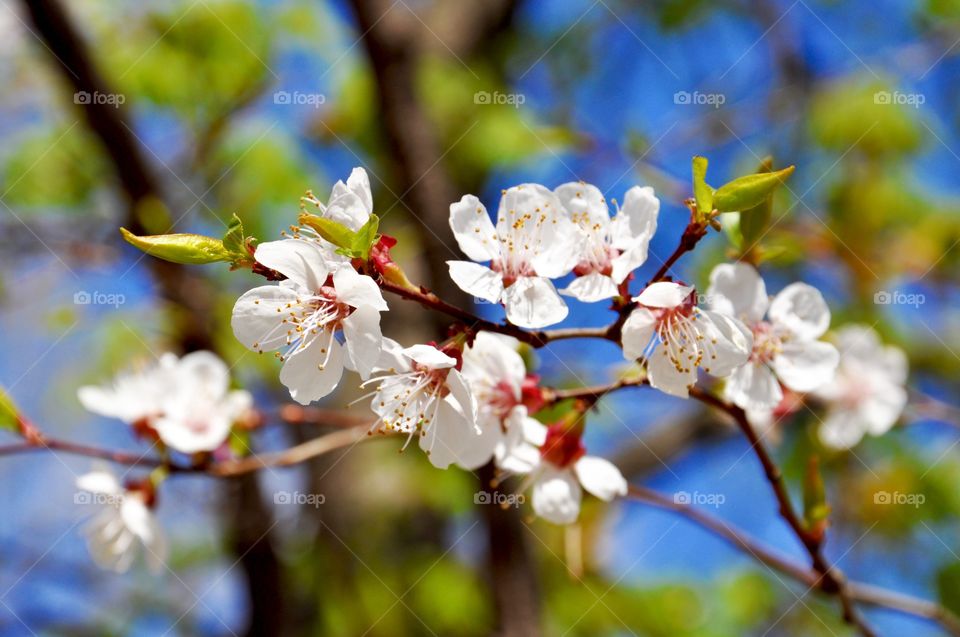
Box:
[404,343,457,369]
[449,194,500,262]
[231,285,301,353]
[610,185,659,250]
[633,281,693,308]
[772,341,839,393]
[818,409,866,450]
[724,362,782,412]
[341,304,383,380]
[647,343,697,398]
[769,282,831,340]
[699,310,753,377]
[860,383,907,436]
[560,272,619,303]
[420,398,477,469]
[446,369,479,432]
[555,182,609,228]
[621,307,657,361]
[455,413,503,471]
[253,239,331,291]
[706,262,769,323]
[532,467,582,525]
[279,332,344,404]
[447,260,504,304]
[333,267,388,311]
[574,456,627,501]
[502,276,568,329]
[76,467,121,495]
[177,351,230,398]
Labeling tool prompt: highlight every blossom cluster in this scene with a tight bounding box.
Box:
[72,166,909,572]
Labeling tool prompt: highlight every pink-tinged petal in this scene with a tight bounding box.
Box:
[177,351,230,399]
[818,409,866,450]
[724,362,782,412]
[621,307,657,361]
[496,407,546,474]
[610,185,659,250]
[462,332,525,400]
[532,467,582,525]
[279,332,344,405]
[254,239,330,291]
[341,304,383,380]
[772,341,839,393]
[706,262,769,323]
[698,310,753,377]
[449,194,500,262]
[555,181,610,228]
[404,344,457,369]
[502,276,568,329]
[769,282,831,340]
[860,383,907,436]
[447,260,504,304]
[633,281,693,309]
[647,344,696,398]
[574,456,627,501]
[231,285,301,353]
[333,268,388,311]
[420,398,478,469]
[560,272,619,303]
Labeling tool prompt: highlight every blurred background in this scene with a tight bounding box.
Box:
[2,0,960,635]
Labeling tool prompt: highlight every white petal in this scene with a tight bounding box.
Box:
[154,410,231,454]
[532,468,582,525]
[530,218,580,278]
[620,307,657,361]
[860,384,907,436]
[560,272,619,303]
[706,262,769,323]
[446,369,479,431]
[177,351,229,398]
[496,184,578,278]
[76,467,121,495]
[647,344,696,398]
[449,194,500,262]
[341,305,383,380]
[818,409,866,450]
[447,261,504,304]
[420,398,477,469]
[633,281,693,308]
[404,343,457,369]
[462,332,526,399]
[772,341,839,393]
[333,268,388,311]
[77,386,137,421]
[554,182,610,227]
[609,246,647,285]
[346,167,373,215]
[373,337,409,372]
[279,332,344,404]
[574,456,627,501]
[253,239,331,291]
[496,408,545,474]
[455,413,504,471]
[699,311,753,377]
[769,283,831,340]
[724,362,782,412]
[231,285,301,353]
[502,277,568,329]
[610,185,659,250]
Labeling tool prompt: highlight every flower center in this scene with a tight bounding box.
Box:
[750,321,784,363]
[491,259,535,288]
[540,423,585,468]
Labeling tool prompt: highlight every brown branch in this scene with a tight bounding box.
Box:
[625,485,960,636]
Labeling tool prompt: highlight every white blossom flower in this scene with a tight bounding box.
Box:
[367,339,480,469]
[554,181,659,302]
[79,352,252,454]
[498,418,627,525]
[76,466,167,574]
[447,184,579,328]
[813,325,908,449]
[301,167,373,232]
[232,239,388,404]
[621,281,753,398]
[706,263,839,415]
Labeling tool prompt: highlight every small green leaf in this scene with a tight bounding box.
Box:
[298,213,357,250]
[692,156,714,215]
[738,157,775,249]
[713,165,795,213]
[351,214,380,259]
[120,228,234,264]
[0,387,19,432]
[222,214,247,256]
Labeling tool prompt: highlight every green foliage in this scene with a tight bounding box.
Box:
[298,212,380,260]
[120,226,248,265]
[692,156,713,215]
[2,127,104,208]
[0,387,19,433]
[712,165,794,213]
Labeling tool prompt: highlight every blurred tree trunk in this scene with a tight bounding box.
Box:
[20,1,284,634]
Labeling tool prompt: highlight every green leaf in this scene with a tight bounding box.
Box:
[738,157,775,249]
[0,387,19,432]
[120,227,234,264]
[222,214,247,256]
[298,213,357,250]
[713,165,795,213]
[351,214,380,259]
[692,156,714,215]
